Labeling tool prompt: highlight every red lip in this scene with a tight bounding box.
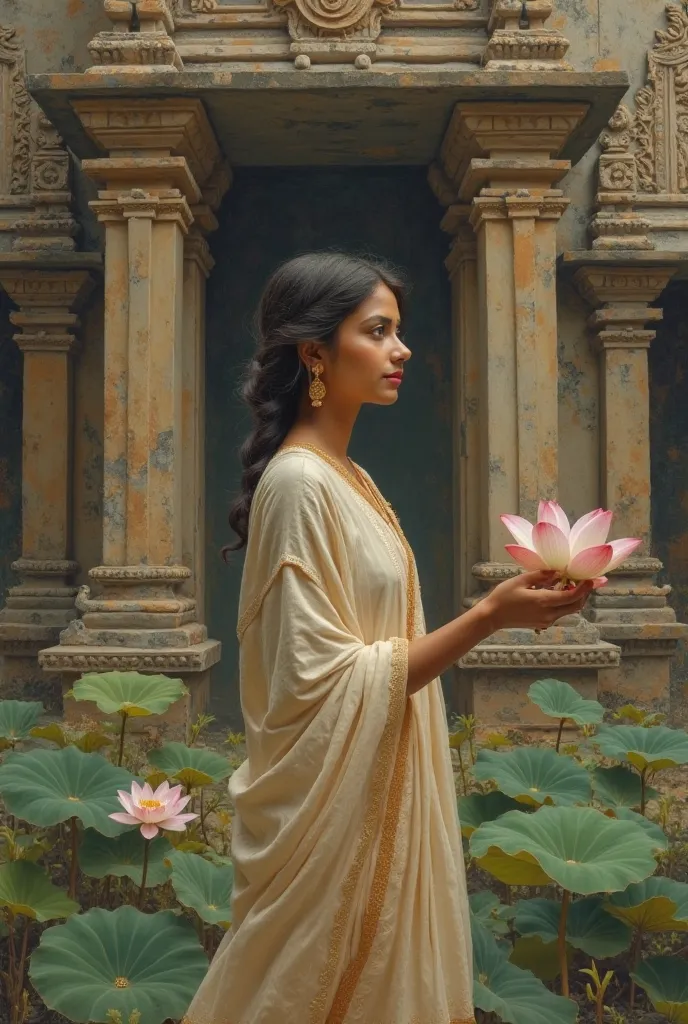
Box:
[384,372,404,381]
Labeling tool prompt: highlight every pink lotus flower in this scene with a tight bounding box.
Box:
[500,501,641,588]
[109,780,198,840]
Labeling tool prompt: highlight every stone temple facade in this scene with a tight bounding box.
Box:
[1,0,688,734]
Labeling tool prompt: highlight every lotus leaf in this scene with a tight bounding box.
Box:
[148,742,233,788]
[469,805,658,891]
[31,723,113,753]
[469,891,510,936]
[472,920,577,1024]
[0,700,44,743]
[605,876,688,933]
[459,791,523,837]
[168,850,233,926]
[596,724,688,773]
[607,807,668,850]
[0,746,138,836]
[514,896,631,957]
[631,956,688,1023]
[528,679,604,726]
[0,861,79,921]
[591,765,659,809]
[509,936,568,983]
[72,672,188,717]
[473,748,591,807]
[29,906,208,1024]
[79,829,173,887]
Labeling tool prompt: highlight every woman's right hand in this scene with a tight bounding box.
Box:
[481,571,594,633]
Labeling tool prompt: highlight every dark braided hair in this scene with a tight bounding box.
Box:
[223,252,406,554]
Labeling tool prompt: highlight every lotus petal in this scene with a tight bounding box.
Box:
[532,523,570,571]
[605,538,643,573]
[108,812,141,827]
[567,544,614,581]
[592,577,608,589]
[140,823,159,840]
[501,515,534,549]
[569,510,612,556]
[538,502,571,536]
[505,546,549,571]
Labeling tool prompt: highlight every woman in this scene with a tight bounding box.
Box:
[184,253,592,1024]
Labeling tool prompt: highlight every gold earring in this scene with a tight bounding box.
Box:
[309,363,326,408]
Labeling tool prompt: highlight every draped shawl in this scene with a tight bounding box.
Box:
[183,447,474,1024]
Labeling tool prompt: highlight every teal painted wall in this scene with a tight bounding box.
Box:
[0,294,21,604]
[204,167,454,723]
[650,281,688,724]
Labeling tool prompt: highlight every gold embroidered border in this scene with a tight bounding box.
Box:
[236,555,322,642]
[309,635,409,1024]
[326,696,412,1023]
[181,1014,475,1023]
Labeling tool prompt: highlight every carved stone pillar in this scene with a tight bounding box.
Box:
[38,99,230,735]
[434,103,620,730]
[0,261,96,707]
[570,258,688,715]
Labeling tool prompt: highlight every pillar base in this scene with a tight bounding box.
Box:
[585,558,688,716]
[456,638,620,730]
[38,640,221,741]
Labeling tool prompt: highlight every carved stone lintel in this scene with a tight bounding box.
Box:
[272,0,396,63]
[39,642,221,674]
[484,0,571,71]
[459,644,620,669]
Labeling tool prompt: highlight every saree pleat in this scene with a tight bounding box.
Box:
[182,448,473,1024]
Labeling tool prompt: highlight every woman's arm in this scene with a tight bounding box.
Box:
[406,570,593,696]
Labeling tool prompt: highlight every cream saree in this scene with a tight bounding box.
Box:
[184,446,474,1024]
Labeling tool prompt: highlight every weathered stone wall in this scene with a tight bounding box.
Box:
[0,0,105,75]
[0,292,21,604]
[651,280,688,724]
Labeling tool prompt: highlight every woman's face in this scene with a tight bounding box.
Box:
[315,282,411,409]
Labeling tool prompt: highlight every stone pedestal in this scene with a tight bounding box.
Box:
[38,99,230,737]
[0,258,97,709]
[569,255,688,715]
[434,103,620,727]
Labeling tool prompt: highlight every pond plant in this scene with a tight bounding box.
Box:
[0,672,687,1023]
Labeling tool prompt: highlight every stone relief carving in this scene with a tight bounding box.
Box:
[0,26,32,196]
[272,0,396,40]
[597,2,688,198]
[0,25,76,250]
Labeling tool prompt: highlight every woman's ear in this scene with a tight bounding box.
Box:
[297,341,323,369]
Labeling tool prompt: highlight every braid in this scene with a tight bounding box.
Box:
[222,252,405,554]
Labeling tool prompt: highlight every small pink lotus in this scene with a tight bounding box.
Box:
[109,780,198,840]
[501,501,641,588]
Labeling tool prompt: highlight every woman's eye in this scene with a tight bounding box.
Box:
[372,325,385,338]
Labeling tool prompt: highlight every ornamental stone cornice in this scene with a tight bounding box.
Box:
[459,643,621,670]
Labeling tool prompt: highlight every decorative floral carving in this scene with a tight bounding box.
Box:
[273,0,396,38]
[460,646,620,669]
[189,0,219,10]
[454,0,480,8]
[626,2,688,194]
[0,25,32,195]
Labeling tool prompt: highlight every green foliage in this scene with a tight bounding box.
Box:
[472,920,578,1024]
[29,906,208,1024]
[79,830,173,888]
[528,679,604,727]
[148,742,233,789]
[0,700,44,748]
[167,850,233,926]
[0,747,138,835]
[71,672,188,719]
[472,747,591,807]
[1,678,686,1024]
[631,956,688,1021]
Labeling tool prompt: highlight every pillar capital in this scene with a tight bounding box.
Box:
[75,98,228,207]
[86,0,181,74]
[439,102,587,201]
[573,264,677,310]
